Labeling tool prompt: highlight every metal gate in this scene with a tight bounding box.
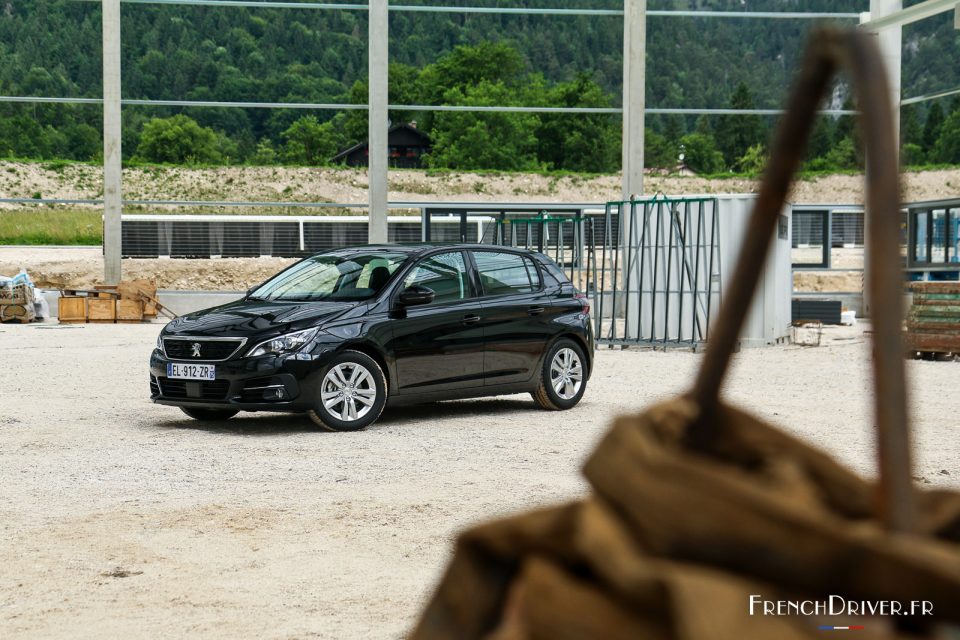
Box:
[588,197,722,348]
[470,198,721,349]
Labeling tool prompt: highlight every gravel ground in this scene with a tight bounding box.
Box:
[1,321,958,639]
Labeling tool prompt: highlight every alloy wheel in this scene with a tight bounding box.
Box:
[320,362,377,422]
[550,347,583,400]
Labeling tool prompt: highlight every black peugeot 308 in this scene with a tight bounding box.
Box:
[150,245,594,431]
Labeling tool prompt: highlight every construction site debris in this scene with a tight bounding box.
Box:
[57,279,174,324]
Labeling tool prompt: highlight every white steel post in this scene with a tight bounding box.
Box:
[621,0,646,200]
[622,0,646,339]
[367,0,389,244]
[864,0,902,318]
[102,0,123,284]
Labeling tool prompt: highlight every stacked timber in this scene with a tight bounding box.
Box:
[58,279,169,324]
[905,282,960,358]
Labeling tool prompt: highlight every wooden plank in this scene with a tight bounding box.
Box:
[58,296,87,323]
[906,322,960,334]
[907,305,960,318]
[908,282,960,295]
[87,298,116,323]
[116,299,144,323]
[911,293,960,306]
[904,333,960,352]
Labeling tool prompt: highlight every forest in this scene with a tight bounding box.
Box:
[1,0,960,174]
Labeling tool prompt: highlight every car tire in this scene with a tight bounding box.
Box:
[179,407,239,421]
[532,338,587,411]
[307,350,387,432]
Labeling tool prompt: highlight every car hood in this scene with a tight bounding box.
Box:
[163,298,361,338]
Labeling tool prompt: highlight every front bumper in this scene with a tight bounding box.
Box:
[149,347,335,412]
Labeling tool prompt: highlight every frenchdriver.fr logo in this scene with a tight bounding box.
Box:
[749,594,934,631]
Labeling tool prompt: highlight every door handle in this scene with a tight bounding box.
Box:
[462,314,481,325]
[527,306,545,316]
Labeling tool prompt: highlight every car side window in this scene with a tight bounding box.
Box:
[473,252,540,296]
[403,251,469,304]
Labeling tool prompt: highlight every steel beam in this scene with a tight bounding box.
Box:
[102,0,123,284]
[367,0,388,244]
[81,0,861,19]
[859,0,957,31]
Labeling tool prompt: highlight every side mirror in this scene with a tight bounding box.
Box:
[398,285,435,307]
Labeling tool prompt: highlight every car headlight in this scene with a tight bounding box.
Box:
[247,328,320,357]
[156,333,164,351]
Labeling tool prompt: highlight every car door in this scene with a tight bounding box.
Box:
[470,250,560,386]
[385,250,486,394]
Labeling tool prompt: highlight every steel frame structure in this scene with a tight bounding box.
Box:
[5,0,960,283]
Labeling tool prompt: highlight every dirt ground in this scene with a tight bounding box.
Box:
[0,321,957,639]
[1,246,865,293]
[0,246,296,291]
[3,161,960,207]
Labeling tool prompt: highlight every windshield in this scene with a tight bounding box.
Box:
[249,252,408,302]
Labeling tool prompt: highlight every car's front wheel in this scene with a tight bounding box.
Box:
[307,350,387,431]
[532,338,587,410]
[179,407,239,421]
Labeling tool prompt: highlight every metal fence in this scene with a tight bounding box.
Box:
[587,197,721,348]
[119,214,487,258]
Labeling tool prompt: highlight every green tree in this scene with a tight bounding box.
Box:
[679,133,724,174]
[644,128,676,169]
[824,137,859,170]
[922,103,945,153]
[734,143,767,174]
[281,115,345,165]
[134,115,221,164]
[535,74,619,172]
[714,82,763,168]
[933,111,960,164]
[417,42,526,104]
[427,82,540,171]
[805,116,836,162]
[900,104,923,147]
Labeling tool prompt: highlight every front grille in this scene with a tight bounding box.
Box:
[157,378,231,400]
[163,338,244,361]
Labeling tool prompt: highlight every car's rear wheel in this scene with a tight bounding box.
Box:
[532,338,587,410]
[179,407,239,421]
[307,350,387,431]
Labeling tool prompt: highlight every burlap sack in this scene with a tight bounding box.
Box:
[410,27,960,640]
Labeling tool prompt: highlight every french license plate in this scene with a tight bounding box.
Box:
[167,362,216,380]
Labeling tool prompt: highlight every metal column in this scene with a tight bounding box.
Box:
[864,0,903,317]
[102,0,122,284]
[367,0,389,244]
[621,0,646,201]
[622,0,646,338]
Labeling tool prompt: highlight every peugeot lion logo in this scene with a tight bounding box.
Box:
[191,342,202,358]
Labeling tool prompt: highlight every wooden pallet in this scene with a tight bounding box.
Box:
[57,281,174,323]
[905,282,960,357]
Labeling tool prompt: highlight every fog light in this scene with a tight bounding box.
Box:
[264,387,286,401]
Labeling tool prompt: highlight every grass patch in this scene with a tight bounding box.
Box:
[0,210,102,245]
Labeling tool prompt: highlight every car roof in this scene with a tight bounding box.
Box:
[317,244,540,258]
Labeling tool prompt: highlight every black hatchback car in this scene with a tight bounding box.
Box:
[150,245,593,431]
